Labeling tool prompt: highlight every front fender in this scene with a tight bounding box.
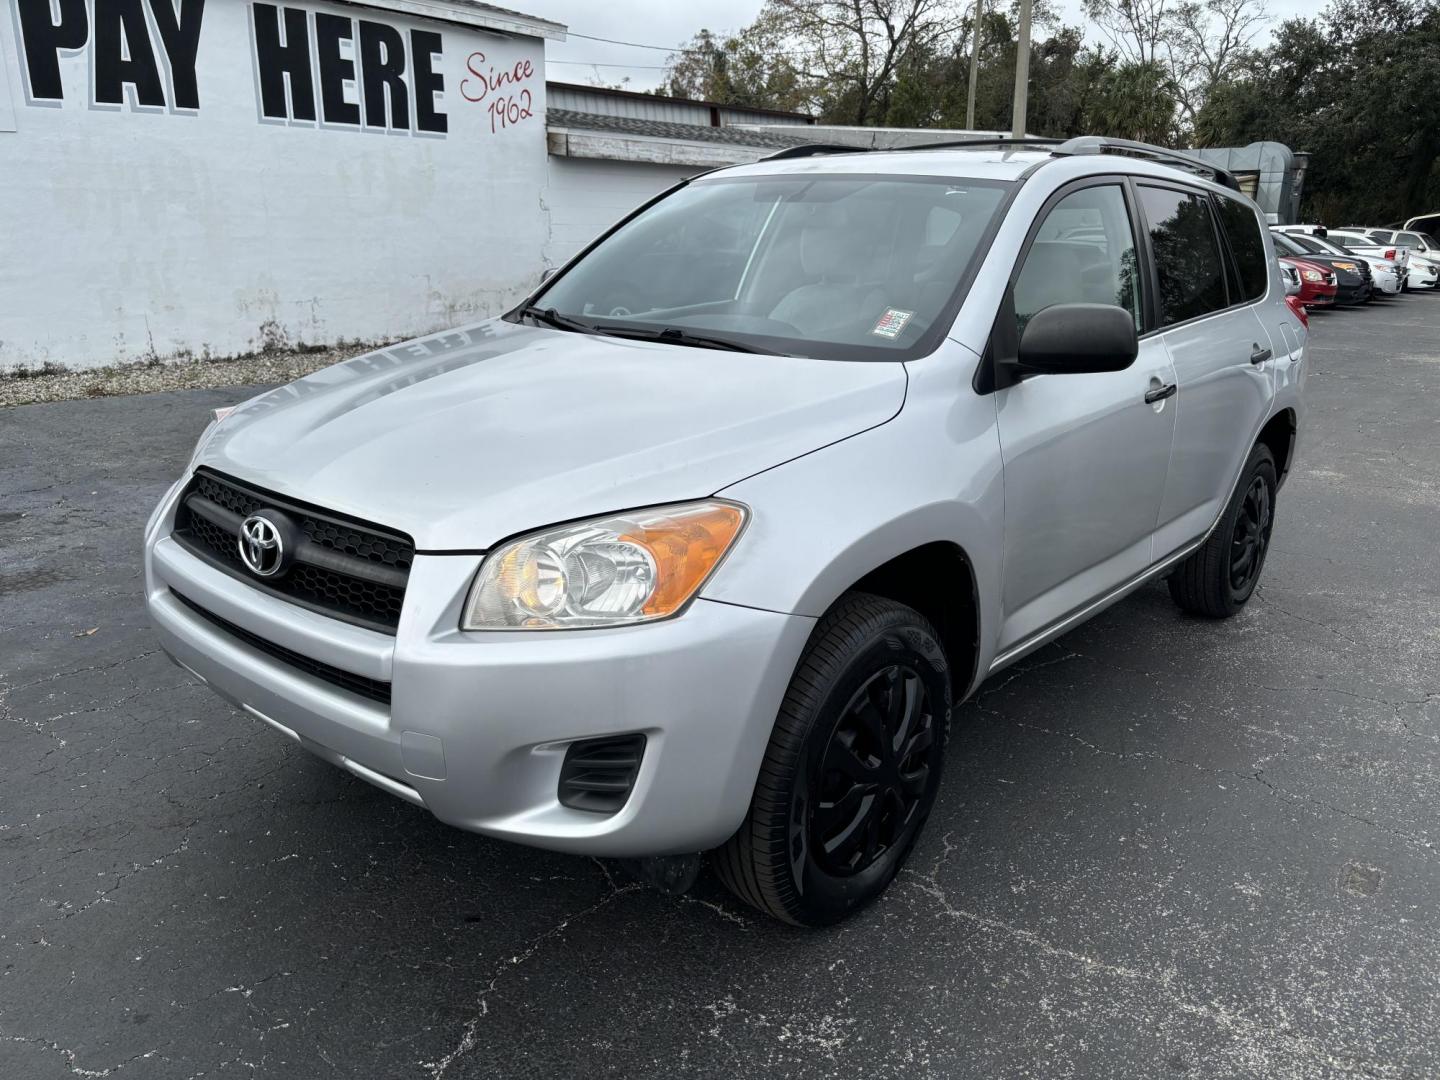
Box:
[702,347,1006,690]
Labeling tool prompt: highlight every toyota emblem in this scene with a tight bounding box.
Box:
[238,514,286,577]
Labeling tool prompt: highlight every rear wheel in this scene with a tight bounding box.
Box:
[714,593,950,926]
[1168,443,1277,617]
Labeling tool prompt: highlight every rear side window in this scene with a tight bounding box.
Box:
[1214,195,1268,301]
[1138,185,1229,325]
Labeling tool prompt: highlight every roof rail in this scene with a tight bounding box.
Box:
[765,138,1061,160]
[1055,137,1243,192]
[891,136,1063,153]
[762,144,867,161]
[762,134,1244,193]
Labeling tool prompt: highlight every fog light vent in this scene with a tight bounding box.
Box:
[558,734,646,814]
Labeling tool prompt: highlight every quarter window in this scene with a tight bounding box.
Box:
[1012,184,1142,334]
[1138,186,1229,325]
[1214,195,1268,302]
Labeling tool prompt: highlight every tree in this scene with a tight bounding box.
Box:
[1166,0,1270,124]
[659,27,807,112]
[1083,0,1269,132]
[1195,0,1440,224]
[755,0,970,125]
[1082,0,1172,64]
[1088,60,1176,143]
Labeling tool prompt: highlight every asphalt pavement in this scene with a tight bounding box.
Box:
[3,292,1439,1079]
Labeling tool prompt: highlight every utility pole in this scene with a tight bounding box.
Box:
[1011,0,1032,138]
[965,0,983,130]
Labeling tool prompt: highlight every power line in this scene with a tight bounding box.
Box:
[564,30,695,53]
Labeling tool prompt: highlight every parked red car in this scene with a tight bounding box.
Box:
[1284,293,1308,327]
[1280,256,1338,308]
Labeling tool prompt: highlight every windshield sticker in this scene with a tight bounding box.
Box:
[872,308,914,339]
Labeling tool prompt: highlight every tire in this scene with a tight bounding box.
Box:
[1168,443,1277,618]
[713,592,951,926]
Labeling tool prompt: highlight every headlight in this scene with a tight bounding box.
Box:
[462,501,747,630]
[1302,269,1323,282]
[1334,261,1359,270]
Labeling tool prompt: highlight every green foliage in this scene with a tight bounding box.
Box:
[660,0,1438,221]
[658,27,808,113]
[1195,0,1440,222]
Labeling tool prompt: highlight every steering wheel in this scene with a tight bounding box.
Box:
[591,283,645,319]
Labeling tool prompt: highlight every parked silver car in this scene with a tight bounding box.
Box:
[144,137,1306,925]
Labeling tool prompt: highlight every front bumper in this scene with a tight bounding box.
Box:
[1408,264,1439,288]
[144,483,814,857]
[1371,268,1402,295]
[1334,281,1369,305]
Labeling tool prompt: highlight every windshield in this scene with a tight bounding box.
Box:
[1307,235,1356,256]
[528,174,1013,360]
[1272,233,1307,256]
[1289,234,1350,258]
[1399,232,1436,250]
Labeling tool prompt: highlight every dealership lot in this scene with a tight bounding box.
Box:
[2,294,1439,1078]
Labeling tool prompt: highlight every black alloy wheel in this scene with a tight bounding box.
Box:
[806,665,937,877]
[1229,475,1273,595]
[1168,442,1279,617]
[714,593,951,926]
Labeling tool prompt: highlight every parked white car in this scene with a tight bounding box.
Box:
[1324,231,1440,292]
[1361,226,1439,256]
[1356,228,1440,289]
[1407,255,1439,289]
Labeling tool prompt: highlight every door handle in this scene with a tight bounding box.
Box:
[1144,383,1177,404]
[1250,344,1273,365]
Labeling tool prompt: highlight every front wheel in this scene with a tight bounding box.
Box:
[1168,443,1277,617]
[713,593,950,926]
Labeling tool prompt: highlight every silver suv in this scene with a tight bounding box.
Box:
[144,137,1306,925]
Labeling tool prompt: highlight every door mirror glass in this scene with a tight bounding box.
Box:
[1016,303,1139,375]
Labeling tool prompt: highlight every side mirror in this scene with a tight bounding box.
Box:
[1015,303,1139,376]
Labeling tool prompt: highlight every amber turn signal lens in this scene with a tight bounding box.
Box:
[621,504,747,617]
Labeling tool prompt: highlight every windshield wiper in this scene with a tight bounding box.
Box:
[518,305,598,335]
[600,326,786,355]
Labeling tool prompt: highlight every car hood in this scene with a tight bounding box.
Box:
[198,319,907,550]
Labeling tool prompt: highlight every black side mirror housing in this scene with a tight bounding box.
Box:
[1013,303,1139,376]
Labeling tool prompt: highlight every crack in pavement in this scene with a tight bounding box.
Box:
[971,650,1084,704]
[418,867,644,1079]
[1003,717,1437,859]
[0,1025,164,1078]
[898,869,1406,1079]
[2,650,163,695]
[51,829,195,921]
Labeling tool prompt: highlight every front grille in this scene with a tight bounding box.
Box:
[558,735,647,814]
[172,590,392,705]
[171,469,414,633]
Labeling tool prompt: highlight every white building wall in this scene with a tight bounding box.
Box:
[0,0,552,370]
[542,156,694,268]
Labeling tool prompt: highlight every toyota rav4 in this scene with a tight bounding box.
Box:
[144,137,1306,925]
